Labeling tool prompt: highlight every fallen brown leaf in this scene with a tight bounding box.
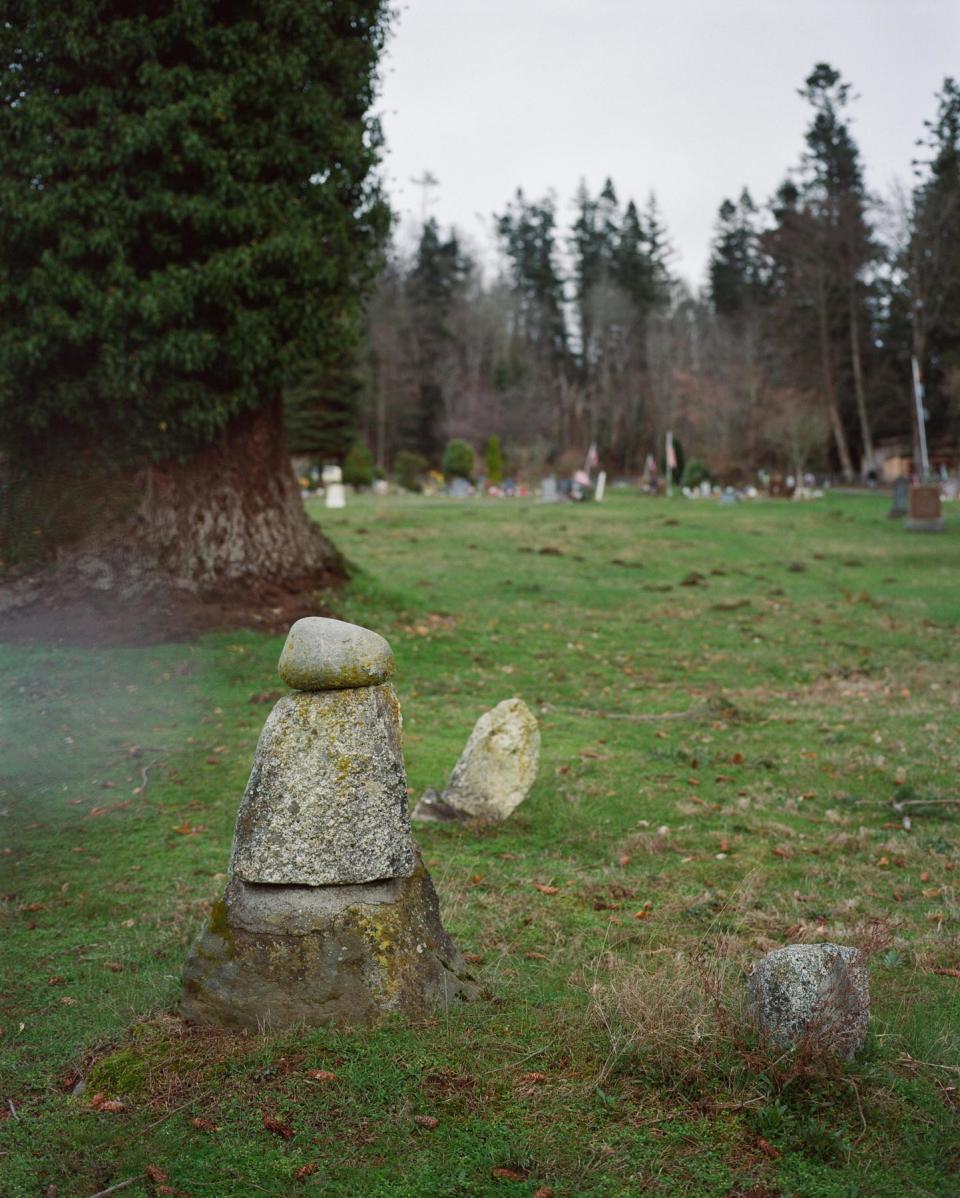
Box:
[533,883,559,895]
[305,1069,337,1083]
[294,1164,318,1181]
[933,968,960,979]
[263,1114,294,1140]
[145,1165,169,1183]
[414,1114,439,1130]
[492,1166,528,1181]
[756,1136,782,1159]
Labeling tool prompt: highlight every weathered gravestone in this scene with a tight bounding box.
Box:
[905,484,944,532]
[181,617,477,1030]
[412,697,539,823]
[888,476,909,519]
[322,464,346,509]
[540,476,558,504]
[746,943,869,1059]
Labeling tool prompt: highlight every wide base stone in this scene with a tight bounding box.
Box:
[180,855,478,1031]
[905,517,945,532]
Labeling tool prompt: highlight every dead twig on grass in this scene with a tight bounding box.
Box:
[88,1178,144,1198]
[897,1052,960,1075]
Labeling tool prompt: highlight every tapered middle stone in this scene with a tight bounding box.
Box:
[230,684,415,886]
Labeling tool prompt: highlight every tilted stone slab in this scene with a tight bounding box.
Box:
[230,684,414,886]
[278,616,395,691]
[413,696,540,822]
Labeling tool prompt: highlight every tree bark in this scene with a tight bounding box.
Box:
[849,291,875,475]
[1,396,345,639]
[816,272,855,481]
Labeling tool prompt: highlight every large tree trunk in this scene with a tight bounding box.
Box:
[816,273,855,482]
[849,292,875,475]
[0,396,345,641]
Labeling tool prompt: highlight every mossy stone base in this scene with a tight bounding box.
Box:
[180,855,478,1031]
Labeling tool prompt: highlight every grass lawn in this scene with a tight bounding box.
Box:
[2,490,959,1198]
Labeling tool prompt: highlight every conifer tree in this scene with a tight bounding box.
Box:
[909,78,960,444]
[0,1,390,598]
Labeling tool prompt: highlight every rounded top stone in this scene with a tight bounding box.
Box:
[278,617,395,691]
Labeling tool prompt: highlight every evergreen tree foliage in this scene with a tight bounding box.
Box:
[393,449,427,492]
[910,77,960,436]
[613,199,661,313]
[342,441,375,487]
[0,1,391,466]
[283,334,363,458]
[708,190,765,318]
[484,434,504,483]
[406,218,473,460]
[495,190,568,358]
[442,438,474,480]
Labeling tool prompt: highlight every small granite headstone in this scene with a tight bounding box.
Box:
[905,484,944,532]
[412,697,540,823]
[540,476,558,504]
[888,476,909,519]
[746,943,869,1059]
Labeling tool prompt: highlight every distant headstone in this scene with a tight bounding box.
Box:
[746,943,869,1059]
[412,697,540,823]
[448,477,472,498]
[540,476,558,504]
[905,484,944,532]
[325,482,346,509]
[321,464,342,485]
[594,471,607,502]
[181,617,477,1030]
[888,477,909,519]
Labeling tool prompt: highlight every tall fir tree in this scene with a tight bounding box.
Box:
[405,218,473,461]
[708,190,765,318]
[801,63,878,472]
[0,1,390,594]
[909,78,960,444]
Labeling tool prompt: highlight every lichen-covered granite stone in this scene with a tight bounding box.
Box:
[412,697,539,822]
[746,943,869,1059]
[278,616,394,691]
[230,685,414,886]
[180,853,478,1030]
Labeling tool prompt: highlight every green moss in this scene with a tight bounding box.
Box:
[86,1048,147,1097]
[208,899,229,937]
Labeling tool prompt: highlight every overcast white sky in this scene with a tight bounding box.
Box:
[377,0,960,288]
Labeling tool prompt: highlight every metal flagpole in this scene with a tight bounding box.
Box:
[665,430,674,498]
[911,356,929,481]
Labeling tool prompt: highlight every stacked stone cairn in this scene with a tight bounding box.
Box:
[181,617,477,1030]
